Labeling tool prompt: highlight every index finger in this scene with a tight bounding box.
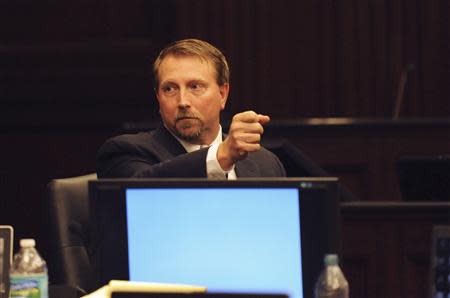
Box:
[233,111,259,123]
[257,114,270,125]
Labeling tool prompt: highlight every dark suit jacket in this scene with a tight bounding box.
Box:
[96,126,286,178]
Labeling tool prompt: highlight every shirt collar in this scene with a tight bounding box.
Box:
[170,125,223,153]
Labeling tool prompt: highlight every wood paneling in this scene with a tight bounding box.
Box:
[1,0,448,121]
[263,118,450,200]
[0,129,112,254]
[0,0,175,43]
[342,202,450,298]
[174,0,450,118]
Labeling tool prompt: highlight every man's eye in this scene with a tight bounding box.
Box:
[162,85,177,94]
[190,83,205,91]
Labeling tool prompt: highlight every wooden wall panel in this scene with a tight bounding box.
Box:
[342,223,378,298]
[342,203,450,298]
[0,0,175,43]
[173,0,450,119]
[264,119,450,201]
[1,0,448,120]
[402,223,431,298]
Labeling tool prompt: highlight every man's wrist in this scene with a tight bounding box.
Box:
[206,143,234,178]
[217,143,235,171]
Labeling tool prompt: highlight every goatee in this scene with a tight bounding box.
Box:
[173,112,204,142]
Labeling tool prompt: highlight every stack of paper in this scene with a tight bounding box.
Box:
[82,280,207,298]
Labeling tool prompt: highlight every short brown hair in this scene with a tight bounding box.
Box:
[153,39,230,88]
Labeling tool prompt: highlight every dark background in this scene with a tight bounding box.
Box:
[1,1,449,297]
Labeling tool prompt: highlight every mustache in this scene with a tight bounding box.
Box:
[175,112,200,122]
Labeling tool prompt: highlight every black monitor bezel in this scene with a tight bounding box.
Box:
[0,225,13,298]
[88,178,341,298]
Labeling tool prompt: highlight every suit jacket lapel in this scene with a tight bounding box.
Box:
[150,126,187,161]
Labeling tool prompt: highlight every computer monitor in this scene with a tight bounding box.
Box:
[88,178,341,298]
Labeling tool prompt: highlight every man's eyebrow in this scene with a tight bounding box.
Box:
[159,78,209,87]
[159,80,177,86]
[188,79,208,84]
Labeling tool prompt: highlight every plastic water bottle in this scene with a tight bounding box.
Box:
[314,254,349,298]
[9,239,48,298]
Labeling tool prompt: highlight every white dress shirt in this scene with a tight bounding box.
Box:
[172,126,237,180]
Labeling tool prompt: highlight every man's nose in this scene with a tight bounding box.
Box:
[178,88,192,108]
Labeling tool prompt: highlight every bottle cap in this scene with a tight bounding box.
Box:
[20,239,36,248]
[324,254,338,266]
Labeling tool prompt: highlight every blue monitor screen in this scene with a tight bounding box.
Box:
[125,188,303,298]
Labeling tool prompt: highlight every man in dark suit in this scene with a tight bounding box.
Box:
[97,39,285,178]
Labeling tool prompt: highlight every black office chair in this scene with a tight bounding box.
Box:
[47,173,97,294]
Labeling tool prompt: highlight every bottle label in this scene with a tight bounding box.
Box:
[10,275,48,298]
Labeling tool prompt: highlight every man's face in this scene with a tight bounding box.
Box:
[156,55,229,144]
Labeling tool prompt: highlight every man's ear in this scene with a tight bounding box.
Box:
[219,83,230,110]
